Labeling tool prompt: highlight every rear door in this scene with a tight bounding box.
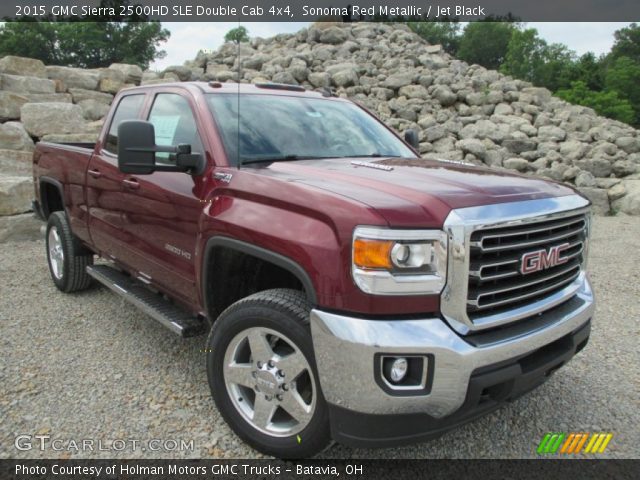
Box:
[119,91,207,304]
[86,93,146,259]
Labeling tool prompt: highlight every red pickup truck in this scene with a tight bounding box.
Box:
[33,82,595,458]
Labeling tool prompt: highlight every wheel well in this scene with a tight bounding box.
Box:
[40,181,63,218]
[204,246,307,320]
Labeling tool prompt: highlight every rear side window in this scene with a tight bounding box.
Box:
[104,94,145,154]
[147,93,203,164]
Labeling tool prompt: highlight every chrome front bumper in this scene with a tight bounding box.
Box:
[310,274,594,417]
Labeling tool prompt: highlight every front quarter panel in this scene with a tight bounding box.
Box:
[196,169,445,315]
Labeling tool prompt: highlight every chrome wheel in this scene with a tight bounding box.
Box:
[223,326,316,437]
[48,226,64,280]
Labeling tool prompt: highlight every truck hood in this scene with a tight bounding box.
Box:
[251,157,577,227]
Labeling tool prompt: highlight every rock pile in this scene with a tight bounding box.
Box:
[1,22,640,224]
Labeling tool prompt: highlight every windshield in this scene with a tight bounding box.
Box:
[206,93,415,165]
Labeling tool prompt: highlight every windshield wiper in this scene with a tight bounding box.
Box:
[242,155,333,165]
[339,153,382,158]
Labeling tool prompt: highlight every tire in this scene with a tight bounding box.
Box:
[206,288,331,458]
[46,211,93,293]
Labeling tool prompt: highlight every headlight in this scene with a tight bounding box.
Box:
[352,226,447,295]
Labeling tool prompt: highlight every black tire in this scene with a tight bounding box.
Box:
[46,211,93,293]
[206,288,331,458]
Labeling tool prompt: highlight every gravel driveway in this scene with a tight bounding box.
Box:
[1,216,638,459]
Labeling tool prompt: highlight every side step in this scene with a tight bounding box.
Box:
[86,265,206,338]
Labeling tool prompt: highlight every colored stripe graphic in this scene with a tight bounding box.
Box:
[538,432,613,454]
[537,433,565,454]
[573,433,589,453]
[537,433,552,454]
[597,434,613,453]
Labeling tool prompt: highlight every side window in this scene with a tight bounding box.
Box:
[104,94,145,154]
[148,93,203,164]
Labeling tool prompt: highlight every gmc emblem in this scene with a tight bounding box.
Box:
[520,243,571,275]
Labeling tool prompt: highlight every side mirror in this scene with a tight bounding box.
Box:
[117,121,156,174]
[404,129,420,150]
[117,120,205,175]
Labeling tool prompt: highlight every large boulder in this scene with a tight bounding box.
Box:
[45,66,100,90]
[0,122,35,151]
[97,68,126,94]
[331,68,358,88]
[0,74,56,94]
[576,158,612,178]
[24,93,73,103]
[78,99,110,121]
[163,65,192,81]
[0,56,47,78]
[612,180,640,215]
[0,91,29,121]
[20,103,85,138]
[504,158,530,172]
[615,136,640,154]
[68,88,113,104]
[308,72,331,88]
[0,149,33,176]
[383,72,414,90]
[319,26,348,44]
[109,63,143,84]
[0,175,32,215]
[242,54,270,71]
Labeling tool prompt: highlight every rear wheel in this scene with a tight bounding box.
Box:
[46,211,93,292]
[206,289,331,458]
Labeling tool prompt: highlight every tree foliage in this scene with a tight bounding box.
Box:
[604,56,640,124]
[556,81,635,124]
[0,2,170,69]
[500,29,578,92]
[610,23,640,64]
[408,21,461,55]
[457,22,517,70]
[224,26,250,44]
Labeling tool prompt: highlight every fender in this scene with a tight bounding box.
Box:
[39,176,65,218]
[201,236,318,317]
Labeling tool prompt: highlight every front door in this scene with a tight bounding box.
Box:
[119,92,207,304]
[86,93,146,261]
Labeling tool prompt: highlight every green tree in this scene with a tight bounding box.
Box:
[574,52,605,91]
[224,26,249,44]
[408,21,461,55]
[0,20,169,69]
[500,28,577,92]
[531,42,577,92]
[556,81,635,124]
[0,21,61,65]
[457,21,517,70]
[604,56,640,124]
[501,28,546,81]
[610,23,640,63]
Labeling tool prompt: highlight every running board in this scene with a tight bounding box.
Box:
[86,265,206,337]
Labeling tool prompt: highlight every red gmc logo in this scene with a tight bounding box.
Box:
[520,243,571,275]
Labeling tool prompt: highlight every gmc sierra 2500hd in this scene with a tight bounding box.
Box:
[33,82,595,458]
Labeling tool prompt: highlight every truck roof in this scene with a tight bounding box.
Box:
[120,81,340,99]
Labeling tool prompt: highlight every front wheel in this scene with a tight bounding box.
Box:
[206,289,331,458]
[46,211,93,292]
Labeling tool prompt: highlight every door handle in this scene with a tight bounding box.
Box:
[122,178,140,190]
[88,169,101,178]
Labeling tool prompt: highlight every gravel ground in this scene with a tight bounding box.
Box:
[1,216,638,459]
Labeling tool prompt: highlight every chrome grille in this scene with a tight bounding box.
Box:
[467,213,587,320]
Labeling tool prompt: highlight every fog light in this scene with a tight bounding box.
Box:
[387,357,408,383]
